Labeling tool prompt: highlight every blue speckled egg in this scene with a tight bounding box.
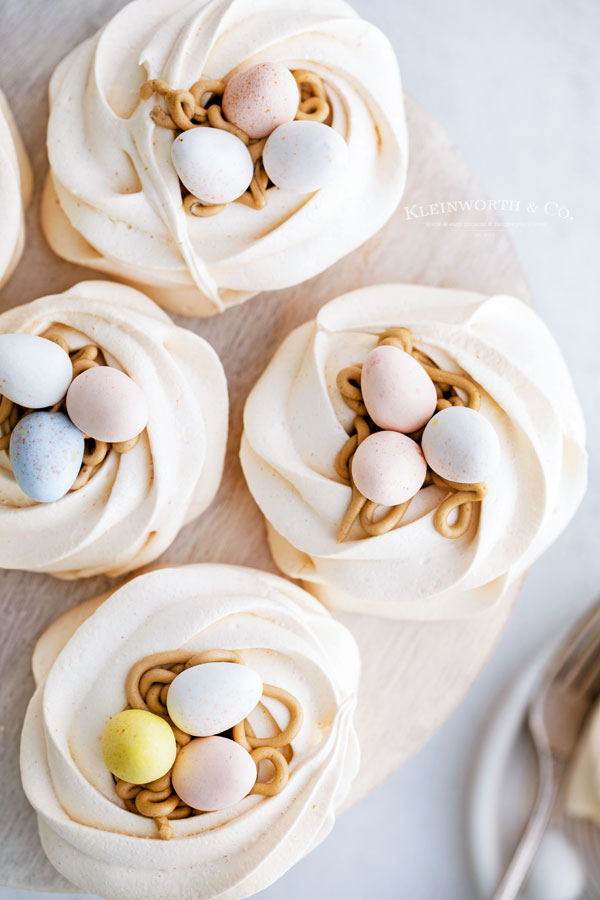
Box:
[9,412,85,502]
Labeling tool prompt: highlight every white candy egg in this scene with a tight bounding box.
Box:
[167,663,263,737]
[262,120,349,193]
[171,128,254,205]
[525,829,586,900]
[421,406,500,484]
[0,333,73,408]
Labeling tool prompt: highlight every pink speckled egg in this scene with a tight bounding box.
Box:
[351,431,427,506]
[172,736,257,811]
[222,62,299,139]
[361,345,437,434]
[66,366,148,443]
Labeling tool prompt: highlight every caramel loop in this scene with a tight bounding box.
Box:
[420,364,481,410]
[185,649,244,666]
[336,365,367,416]
[71,358,99,378]
[135,788,180,819]
[70,464,96,491]
[360,499,411,536]
[250,747,289,796]
[113,435,140,454]
[377,327,413,353]
[0,394,13,426]
[236,159,269,210]
[206,104,250,144]
[150,107,179,130]
[83,439,109,467]
[115,780,140,801]
[167,90,197,131]
[183,194,227,218]
[189,78,225,109]
[42,331,70,354]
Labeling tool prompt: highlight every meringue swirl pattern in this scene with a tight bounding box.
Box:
[0,281,228,579]
[241,284,587,620]
[0,91,32,288]
[21,565,360,900]
[41,0,407,317]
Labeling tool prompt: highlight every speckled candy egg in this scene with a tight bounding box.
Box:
[0,333,72,408]
[172,736,257,811]
[171,128,253,205]
[101,709,177,785]
[262,120,349,193]
[9,412,84,503]
[167,663,262,737]
[222,62,299,139]
[361,345,437,433]
[66,366,148,444]
[351,431,427,506]
[421,406,500,484]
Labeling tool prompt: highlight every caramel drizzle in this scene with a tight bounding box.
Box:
[139,69,330,216]
[115,649,304,840]
[0,332,139,490]
[335,327,487,542]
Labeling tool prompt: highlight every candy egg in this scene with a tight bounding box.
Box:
[0,333,72,408]
[262,120,349,193]
[222,62,299,139]
[9,412,84,502]
[171,128,253,205]
[66,366,148,443]
[361,345,437,433]
[172,736,257,811]
[421,406,500,484]
[101,709,177,785]
[167,662,262,737]
[351,431,427,506]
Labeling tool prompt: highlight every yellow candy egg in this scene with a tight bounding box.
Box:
[101,709,176,785]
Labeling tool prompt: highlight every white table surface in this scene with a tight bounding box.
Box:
[1,0,598,898]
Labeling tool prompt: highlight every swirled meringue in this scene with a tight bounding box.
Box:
[41,0,407,317]
[0,281,227,579]
[21,564,360,900]
[240,284,587,620]
[0,91,32,287]
[566,700,600,825]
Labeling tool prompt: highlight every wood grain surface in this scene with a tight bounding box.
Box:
[0,0,530,889]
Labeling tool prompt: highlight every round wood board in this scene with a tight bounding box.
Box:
[0,2,530,889]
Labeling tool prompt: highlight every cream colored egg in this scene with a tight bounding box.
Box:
[421,406,500,484]
[66,366,148,443]
[172,736,257,811]
[166,662,262,737]
[222,62,299,139]
[0,333,73,408]
[361,345,437,433]
[101,709,176,785]
[525,829,586,900]
[263,120,349,193]
[171,128,253,205]
[351,431,427,506]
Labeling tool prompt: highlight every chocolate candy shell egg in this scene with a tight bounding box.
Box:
[222,62,299,139]
[171,128,253,205]
[0,333,73,408]
[9,411,84,503]
[361,344,437,434]
[166,662,263,737]
[66,366,148,444]
[172,736,257,811]
[263,120,349,193]
[101,709,177,785]
[421,406,500,484]
[351,431,427,507]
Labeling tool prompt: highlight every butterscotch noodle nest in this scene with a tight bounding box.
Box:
[335,327,487,543]
[140,69,330,216]
[115,649,303,839]
[0,332,139,490]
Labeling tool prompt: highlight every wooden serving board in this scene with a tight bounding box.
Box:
[0,2,530,888]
